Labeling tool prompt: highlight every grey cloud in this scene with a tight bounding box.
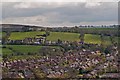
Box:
[2,2,118,26]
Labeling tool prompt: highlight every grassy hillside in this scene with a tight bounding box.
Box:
[84,34,101,44]
[9,31,45,40]
[2,45,62,56]
[0,32,6,38]
[6,45,42,53]
[2,48,13,56]
[47,32,80,42]
[0,32,2,39]
[102,36,112,47]
[113,37,119,44]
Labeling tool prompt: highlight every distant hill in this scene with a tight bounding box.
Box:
[1,24,44,32]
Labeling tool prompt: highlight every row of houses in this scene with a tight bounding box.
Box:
[2,48,119,78]
[7,38,71,45]
[7,37,46,45]
[78,25,118,28]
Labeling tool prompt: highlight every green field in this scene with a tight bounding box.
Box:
[2,48,13,56]
[9,31,45,40]
[102,36,112,46]
[84,34,101,44]
[113,37,119,43]
[6,45,42,53]
[1,45,42,56]
[0,32,6,38]
[2,45,62,60]
[2,45,62,56]
[47,32,80,42]
[0,32,1,39]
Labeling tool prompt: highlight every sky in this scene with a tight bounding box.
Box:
[1,0,119,27]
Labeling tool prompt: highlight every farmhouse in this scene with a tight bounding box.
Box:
[7,39,23,44]
[22,37,46,44]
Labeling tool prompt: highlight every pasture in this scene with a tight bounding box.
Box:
[84,34,101,44]
[102,36,112,47]
[113,37,119,44]
[6,45,42,54]
[2,45,62,56]
[0,32,6,38]
[47,32,80,42]
[9,31,45,40]
[2,48,13,56]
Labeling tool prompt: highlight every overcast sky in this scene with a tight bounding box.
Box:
[1,2,118,27]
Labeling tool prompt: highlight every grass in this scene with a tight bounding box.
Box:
[2,45,62,55]
[84,34,101,44]
[47,32,80,42]
[0,32,6,38]
[112,37,119,44]
[2,48,13,56]
[2,45,62,60]
[0,32,2,39]
[0,58,2,62]
[102,36,112,46]
[9,31,45,40]
[6,45,43,54]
